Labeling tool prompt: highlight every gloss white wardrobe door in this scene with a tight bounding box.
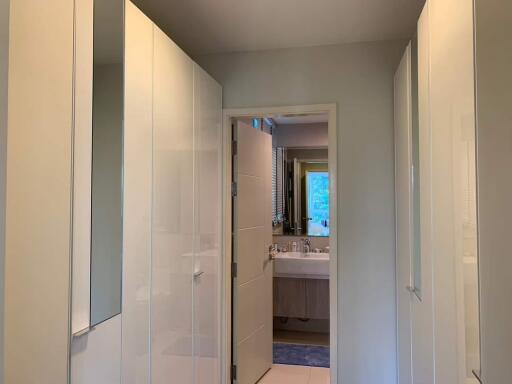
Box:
[152,25,195,384]
[122,2,153,383]
[411,6,435,384]
[5,1,74,382]
[394,43,413,384]
[192,64,222,384]
[429,0,477,380]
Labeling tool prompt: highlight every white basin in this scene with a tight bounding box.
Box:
[274,252,330,279]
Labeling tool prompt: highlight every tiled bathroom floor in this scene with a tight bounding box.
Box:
[257,364,330,384]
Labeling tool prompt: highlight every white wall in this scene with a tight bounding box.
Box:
[4,1,74,382]
[0,0,9,381]
[474,1,512,383]
[198,40,405,384]
[274,123,328,148]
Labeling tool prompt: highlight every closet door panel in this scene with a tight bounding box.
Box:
[152,26,194,384]
[192,64,222,384]
[429,0,477,381]
[122,2,153,383]
[411,6,435,384]
[394,43,413,384]
[5,0,74,382]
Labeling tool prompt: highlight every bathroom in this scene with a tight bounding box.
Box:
[231,113,332,383]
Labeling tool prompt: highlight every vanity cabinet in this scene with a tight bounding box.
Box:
[274,278,307,318]
[273,277,329,320]
[305,278,330,319]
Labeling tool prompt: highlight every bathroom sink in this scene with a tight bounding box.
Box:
[273,252,330,279]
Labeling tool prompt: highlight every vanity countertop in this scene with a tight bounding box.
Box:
[273,252,330,279]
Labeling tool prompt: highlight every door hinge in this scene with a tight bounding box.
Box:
[232,139,238,156]
[231,365,237,381]
[231,262,238,279]
[231,182,237,197]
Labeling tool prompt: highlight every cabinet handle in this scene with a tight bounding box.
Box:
[406,285,417,293]
[73,326,95,338]
[194,271,204,279]
[269,245,278,261]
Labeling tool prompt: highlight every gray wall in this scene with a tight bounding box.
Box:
[198,40,406,384]
[474,1,512,383]
[275,123,328,147]
[0,0,9,381]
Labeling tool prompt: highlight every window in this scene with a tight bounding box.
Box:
[306,171,329,236]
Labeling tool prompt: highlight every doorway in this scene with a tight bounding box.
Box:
[221,105,338,384]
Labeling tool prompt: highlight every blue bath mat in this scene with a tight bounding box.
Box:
[273,343,330,368]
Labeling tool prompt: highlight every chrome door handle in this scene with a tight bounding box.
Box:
[194,271,204,279]
[406,285,417,294]
[269,245,278,261]
[268,244,279,261]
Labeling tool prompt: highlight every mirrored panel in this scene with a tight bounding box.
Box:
[90,0,124,326]
[273,147,329,237]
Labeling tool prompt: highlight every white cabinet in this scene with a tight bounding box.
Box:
[151,25,195,384]
[5,1,75,383]
[121,3,153,383]
[123,5,222,384]
[192,64,223,384]
[396,1,480,383]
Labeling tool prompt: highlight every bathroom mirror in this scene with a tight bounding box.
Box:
[272,147,329,237]
[90,0,124,326]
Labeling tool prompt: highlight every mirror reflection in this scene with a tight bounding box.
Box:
[270,114,329,237]
[90,0,124,326]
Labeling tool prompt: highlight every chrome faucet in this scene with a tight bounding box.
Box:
[303,238,311,254]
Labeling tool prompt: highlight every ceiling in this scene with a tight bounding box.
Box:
[133,0,425,56]
[273,113,328,126]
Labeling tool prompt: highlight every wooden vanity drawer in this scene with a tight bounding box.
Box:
[273,277,329,320]
[274,277,307,318]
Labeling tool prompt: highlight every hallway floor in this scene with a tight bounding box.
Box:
[258,364,329,384]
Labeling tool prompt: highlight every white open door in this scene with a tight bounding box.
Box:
[395,43,413,384]
[232,120,273,384]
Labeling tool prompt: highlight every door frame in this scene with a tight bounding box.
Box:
[221,104,338,384]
